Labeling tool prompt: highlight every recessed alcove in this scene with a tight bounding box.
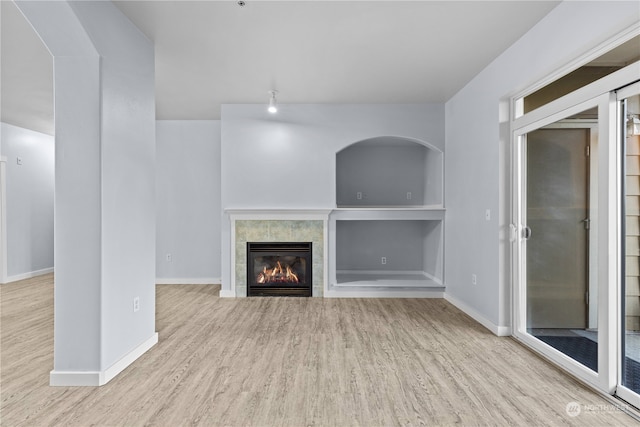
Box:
[329,136,445,295]
[336,136,443,208]
[336,219,443,287]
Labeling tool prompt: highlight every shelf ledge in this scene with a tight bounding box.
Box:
[331,208,444,221]
[335,271,443,288]
[334,205,445,210]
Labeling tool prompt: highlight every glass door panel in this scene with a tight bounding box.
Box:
[523,108,599,372]
[513,67,640,409]
[620,88,640,403]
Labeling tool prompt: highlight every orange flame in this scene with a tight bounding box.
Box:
[256,261,299,284]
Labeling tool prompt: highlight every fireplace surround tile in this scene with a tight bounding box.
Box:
[233,218,325,297]
[312,264,324,296]
[236,220,270,241]
[292,220,323,241]
[266,220,293,240]
[312,242,324,266]
[235,269,247,298]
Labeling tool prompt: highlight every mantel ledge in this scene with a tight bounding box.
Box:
[226,208,332,220]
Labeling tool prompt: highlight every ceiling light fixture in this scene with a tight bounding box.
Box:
[268,90,278,114]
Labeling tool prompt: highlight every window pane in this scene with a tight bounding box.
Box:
[522,35,640,114]
[622,94,640,393]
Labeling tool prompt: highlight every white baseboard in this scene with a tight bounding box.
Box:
[155,277,220,285]
[325,288,444,298]
[220,288,443,298]
[4,267,54,284]
[444,293,511,337]
[49,370,102,387]
[50,332,158,386]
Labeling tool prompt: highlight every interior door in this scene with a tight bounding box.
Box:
[526,128,590,329]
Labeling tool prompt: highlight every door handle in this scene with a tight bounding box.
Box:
[582,218,590,230]
[523,226,532,240]
[509,224,517,242]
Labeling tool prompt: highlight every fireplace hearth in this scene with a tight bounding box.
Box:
[247,242,312,297]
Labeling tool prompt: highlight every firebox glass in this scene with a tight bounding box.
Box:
[252,256,307,286]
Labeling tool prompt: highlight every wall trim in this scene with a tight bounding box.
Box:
[325,289,444,298]
[444,292,511,337]
[0,157,6,285]
[219,290,235,298]
[50,332,158,386]
[49,371,102,387]
[155,277,220,285]
[4,267,54,284]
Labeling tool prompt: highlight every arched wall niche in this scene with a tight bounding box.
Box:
[336,136,443,208]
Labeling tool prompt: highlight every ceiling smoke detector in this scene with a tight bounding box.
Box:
[237,1,245,7]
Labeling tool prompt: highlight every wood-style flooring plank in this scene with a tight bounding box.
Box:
[1,274,639,426]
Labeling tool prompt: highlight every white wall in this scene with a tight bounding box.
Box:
[444,1,640,332]
[156,120,221,283]
[0,122,54,281]
[71,0,157,372]
[220,103,445,291]
[16,0,156,384]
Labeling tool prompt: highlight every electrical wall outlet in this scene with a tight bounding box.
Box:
[133,297,140,312]
[406,192,412,200]
[356,191,363,200]
[485,209,491,221]
[166,253,172,262]
[472,274,477,285]
[381,256,387,265]
[16,157,22,166]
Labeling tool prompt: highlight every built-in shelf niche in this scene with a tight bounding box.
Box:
[336,136,443,208]
[330,136,445,294]
[335,219,443,288]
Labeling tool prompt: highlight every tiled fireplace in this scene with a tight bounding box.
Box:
[227,210,330,297]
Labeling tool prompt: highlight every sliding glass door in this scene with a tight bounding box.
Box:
[526,122,595,366]
[618,83,640,408]
[513,85,640,409]
[514,102,602,381]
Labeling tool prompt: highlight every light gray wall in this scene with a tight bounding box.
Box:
[220,104,445,290]
[72,0,156,370]
[423,220,443,281]
[336,140,430,207]
[0,122,54,279]
[16,0,156,375]
[156,120,221,281]
[221,104,444,209]
[444,1,639,329]
[336,220,426,271]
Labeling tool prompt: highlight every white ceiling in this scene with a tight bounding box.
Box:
[1,1,562,136]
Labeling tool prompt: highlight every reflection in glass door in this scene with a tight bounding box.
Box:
[620,88,640,404]
[523,108,599,372]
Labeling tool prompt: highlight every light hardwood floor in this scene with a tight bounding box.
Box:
[1,274,638,426]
